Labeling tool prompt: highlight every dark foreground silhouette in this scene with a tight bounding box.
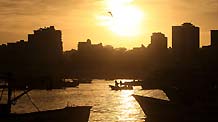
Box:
[0,106,92,122]
[0,74,92,122]
[133,94,217,122]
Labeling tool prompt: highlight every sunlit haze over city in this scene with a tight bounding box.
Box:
[0,0,217,50]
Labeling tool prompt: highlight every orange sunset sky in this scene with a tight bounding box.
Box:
[0,0,217,50]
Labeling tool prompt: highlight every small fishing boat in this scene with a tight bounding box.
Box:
[120,80,142,86]
[109,85,133,90]
[63,78,79,87]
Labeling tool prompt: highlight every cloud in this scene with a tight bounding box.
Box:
[0,0,101,16]
[0,0,103,43]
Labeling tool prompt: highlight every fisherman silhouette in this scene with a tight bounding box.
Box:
[120,81,123,86]
[115,80,119,87]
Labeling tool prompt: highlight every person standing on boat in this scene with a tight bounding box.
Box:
[120,81,123,86]
[115,80,119,87]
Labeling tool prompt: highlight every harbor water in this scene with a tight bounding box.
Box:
[11,79,168,122]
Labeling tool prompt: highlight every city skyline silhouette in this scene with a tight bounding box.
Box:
[0,0,217,50]
[0,23,218,121]
[0,1,218,121]
[0,22,217,51]
[0,22,217,82]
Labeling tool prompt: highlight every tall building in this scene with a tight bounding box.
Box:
[27,26,63,72]
[211,30,218,48]
[172,23,199,54]
[28,26,63,59]
[150,32,167,50]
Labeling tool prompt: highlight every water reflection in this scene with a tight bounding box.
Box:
[118,90,139,121]
[11,80,167,122]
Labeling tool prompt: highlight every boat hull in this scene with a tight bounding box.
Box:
[0,106,92,122]
[133,95,217,122]
[109,85,133,90]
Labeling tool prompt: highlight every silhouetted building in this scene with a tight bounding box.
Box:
[133,44,145,51]
[149,32,167,50]
[7,40,28,49]
[211,30,218,48]
[78,39,92,52]
[172,23,199,54]
[78,39,103,53]
[28,26,63,58]
[92,43,103,50]
[26,26,63,77]
[104,45,114,51]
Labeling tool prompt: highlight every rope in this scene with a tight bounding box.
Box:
[11,89,17,105]
[0,88,4,102]
[13,89,16,101]
[26,93,40,112]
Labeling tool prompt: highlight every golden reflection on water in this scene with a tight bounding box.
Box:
[118,90,143,121]
[10,80,168,121]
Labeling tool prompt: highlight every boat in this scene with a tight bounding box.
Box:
[109,85,133,90]
[120,80,142,86]
[0,73,92,122]
[133,94,218,122]
[63,78,79,87]
[161,87,196,105]
[132,95,184,120]
[0,106,92,122]
[75,79,92,84]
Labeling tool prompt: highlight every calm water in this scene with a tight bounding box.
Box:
[11,79,168,122]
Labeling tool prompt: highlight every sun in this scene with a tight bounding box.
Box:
[98,0,144,37]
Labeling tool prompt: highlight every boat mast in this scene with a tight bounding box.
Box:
[0,73,33,114]
[7,76,12,113]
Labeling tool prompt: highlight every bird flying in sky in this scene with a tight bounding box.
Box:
[108,11,113,17]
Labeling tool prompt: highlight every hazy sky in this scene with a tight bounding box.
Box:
[0,0,217,50]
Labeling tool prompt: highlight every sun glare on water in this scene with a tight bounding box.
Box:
[98,0,144,37]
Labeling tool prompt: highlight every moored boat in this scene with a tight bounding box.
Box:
[132,94,217,122]
[0,73,92,122]
[0,106,92,122]
[63,78,79,87]
[132,95,184,119]
[76,79,92,84]
[120,80,142,86]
